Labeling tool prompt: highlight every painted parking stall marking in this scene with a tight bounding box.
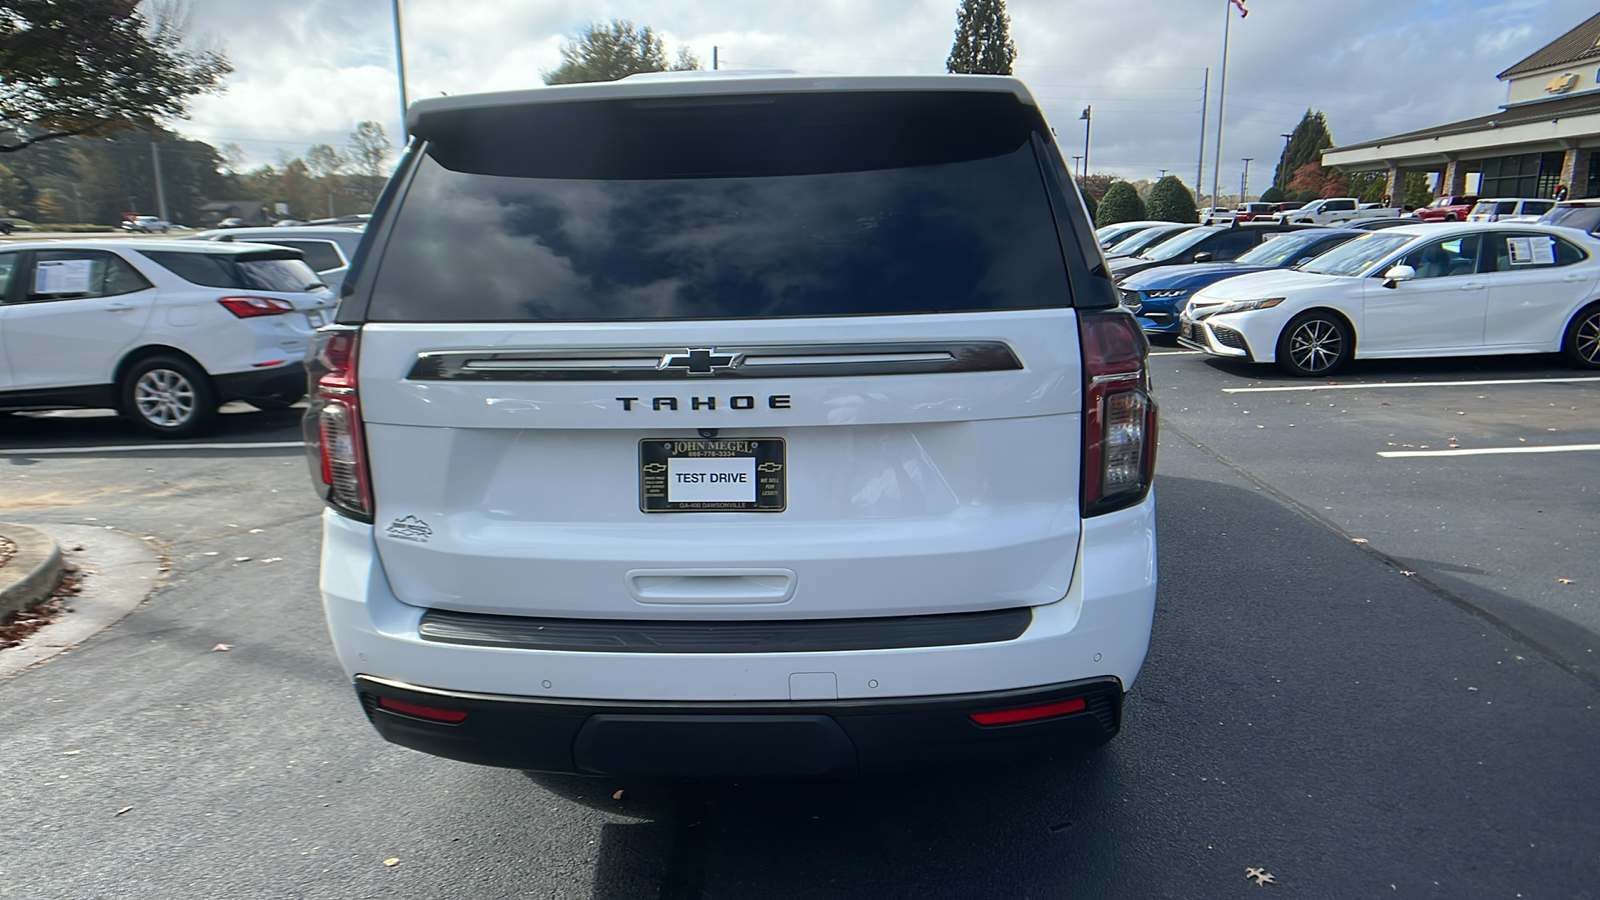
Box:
[0,441,304,456]
[1379,443,1600,459]
[1223,376,1600,394]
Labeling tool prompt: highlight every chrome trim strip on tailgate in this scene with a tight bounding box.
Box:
[406,341,1023,381]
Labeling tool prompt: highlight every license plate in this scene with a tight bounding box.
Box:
[640,438,786,512]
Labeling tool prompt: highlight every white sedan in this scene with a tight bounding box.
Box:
[1177,223,1600,375]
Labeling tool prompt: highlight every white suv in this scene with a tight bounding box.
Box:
[307,74,1159,777]
[0,240,335,435]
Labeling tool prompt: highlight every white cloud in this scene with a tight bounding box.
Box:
[177,0,1599,189]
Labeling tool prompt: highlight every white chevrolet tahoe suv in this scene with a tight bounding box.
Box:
[307,74,1159,778]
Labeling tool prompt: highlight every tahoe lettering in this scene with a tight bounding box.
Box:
[616,395,791,411]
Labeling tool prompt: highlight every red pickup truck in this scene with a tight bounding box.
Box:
[1415,195,1478,222]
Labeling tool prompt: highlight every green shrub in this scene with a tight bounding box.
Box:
[1145,176,1198,223]
[1258,186,1286,204]
[1094,181,1145,227]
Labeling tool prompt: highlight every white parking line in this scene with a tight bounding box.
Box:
[0,441,303,456]
[1224,376,1600,394]
[1378,443,1600,459]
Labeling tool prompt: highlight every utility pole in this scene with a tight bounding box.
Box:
[713,46,718,70]
[1241,157,1253,202]
[1071,156,1083,179]
[392,0,409,128]
[151,142,169,221]
[1160,169,1168,179]
[1196,68,1209,204]
[71,184,84,222]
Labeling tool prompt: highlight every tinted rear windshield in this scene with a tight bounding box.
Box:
[369,91,1072,322]
[144,251,323,292]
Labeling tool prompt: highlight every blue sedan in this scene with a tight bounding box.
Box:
[1117,228,1363,335]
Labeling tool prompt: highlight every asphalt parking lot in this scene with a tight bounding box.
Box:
[1152,342,1600,684]
[2,347,1598,897]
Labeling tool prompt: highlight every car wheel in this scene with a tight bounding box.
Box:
[1276,311,1352,377]
[120,355,217,438]
[1444,214,1457,221]
[242,389,306,412]
[1563,301,1600,369]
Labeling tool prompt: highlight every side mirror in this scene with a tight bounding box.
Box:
[1382,264,1416,289]
[1192,251,1214,263]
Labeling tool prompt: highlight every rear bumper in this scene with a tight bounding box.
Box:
[356,674,1123,776]
[318,492,1157,773]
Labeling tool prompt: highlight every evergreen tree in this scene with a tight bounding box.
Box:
[1271,110,1335,192]
[1081,188,1098,221]
[544,20,699,85]
[1145,175,1198,223]
[946,0,1017,75]
[1403,172,1433,210]
[1094,181,1145,227]
[1259,185,1286,204]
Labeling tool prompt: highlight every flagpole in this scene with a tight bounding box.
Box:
[1195,67,1208,205]
[1210,0,1232,211]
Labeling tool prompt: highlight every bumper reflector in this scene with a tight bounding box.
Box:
[377,696,468,724]
[969,697,1088,726]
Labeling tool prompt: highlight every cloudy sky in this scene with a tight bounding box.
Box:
[181,0,1592,192]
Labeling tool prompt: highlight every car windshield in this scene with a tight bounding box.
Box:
[1107,225,1186,256]
[1540,205,1600,232]
[1234,231,1336,266]
[1138,227,1216,261]
[1297,232,1415,276]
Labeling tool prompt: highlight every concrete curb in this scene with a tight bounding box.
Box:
[0,524,163,678]
[0,522,64,620]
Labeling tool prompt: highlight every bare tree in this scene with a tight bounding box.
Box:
[346,121,391,179]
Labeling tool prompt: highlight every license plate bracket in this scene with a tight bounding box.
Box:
[640,438,786,513]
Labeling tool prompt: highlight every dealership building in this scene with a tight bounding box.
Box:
[1323,12,1600,201]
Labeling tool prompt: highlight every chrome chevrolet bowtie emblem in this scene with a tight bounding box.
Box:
[659,348,740,375]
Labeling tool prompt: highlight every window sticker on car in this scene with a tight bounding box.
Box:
[35,259,93,294]
[1507,237,1533,265]
[1531,237,1556,265]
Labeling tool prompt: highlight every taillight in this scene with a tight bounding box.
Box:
[218,296,293,318]
[1079,309,1158,517]
[303,327,372,520]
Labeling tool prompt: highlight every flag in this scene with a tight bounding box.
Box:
[1230,0,1249,16]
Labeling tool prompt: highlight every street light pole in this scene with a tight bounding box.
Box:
[1241,157,1253,202]
[1071,156,1083,180]
[1080,106,1092,178]
[1277,133,1293,190]
[392,0,409,128]
[1210,0,1233,214]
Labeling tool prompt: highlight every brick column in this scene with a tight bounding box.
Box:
[1558,148,1593,199]
[1383,167,1406,204]
[1439,158,1468,196]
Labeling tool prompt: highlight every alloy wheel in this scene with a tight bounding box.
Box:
[134,368,198,428]
[1578,310,1600,365]
[1289,319,1343,373]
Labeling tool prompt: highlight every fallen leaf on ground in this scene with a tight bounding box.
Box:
[383,858,400,867]
[611,790,625,800]
[1351,538,1368,544]
[211,643,232,652]
[1399,570,1416,577]
[1244,866,1275,885]
[247,528,263,534]
[261,557,283,564]
[115,806,133,816]
[1559,578,1574,585]
[61,749,80,755]
[1468,686,1478,691]
[202,551,218,556]
[233,557,251,562]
